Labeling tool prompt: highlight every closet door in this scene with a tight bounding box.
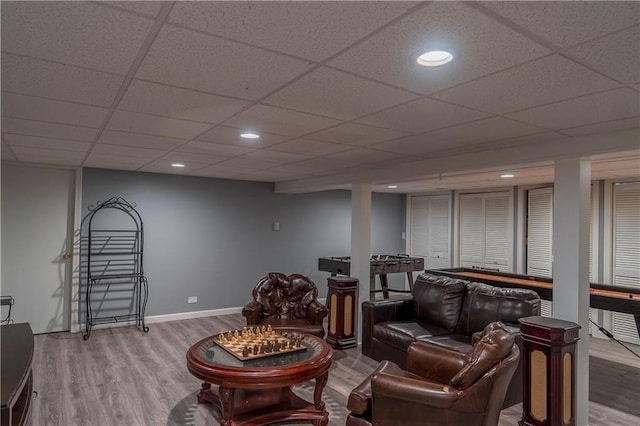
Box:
[526,187,553,316]
[459,191,512,271]
[611,182,640,343]
[409,195,451,269]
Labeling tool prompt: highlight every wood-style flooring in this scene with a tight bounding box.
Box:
[31,314,640,425]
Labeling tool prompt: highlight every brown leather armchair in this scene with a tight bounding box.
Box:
[347,322,520,426]
[241,272,328,338]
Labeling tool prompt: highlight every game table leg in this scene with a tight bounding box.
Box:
[313,371,329,411]
[219,386,235,426]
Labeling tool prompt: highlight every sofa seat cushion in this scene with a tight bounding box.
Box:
[412,273,468,331]
[373,321,450,352]
[419,334,473,354]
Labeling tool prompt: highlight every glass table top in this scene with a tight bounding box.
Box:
[193,333,325,369]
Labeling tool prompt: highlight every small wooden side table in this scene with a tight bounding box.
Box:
[326,277,358,349]
[519,316,581,426]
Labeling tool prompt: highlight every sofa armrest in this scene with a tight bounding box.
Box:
[472,323,522,345]
[241,301,263,325]
[406,341,466,382]
[372,368,461,409]
[362,297,415,358]
[307,299,328,325]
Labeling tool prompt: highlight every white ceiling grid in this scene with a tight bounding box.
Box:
[1,1,638,193]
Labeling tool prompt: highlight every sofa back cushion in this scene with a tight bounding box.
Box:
[412,273,467,331]
[450,322,515,389]
[455,282,541,335]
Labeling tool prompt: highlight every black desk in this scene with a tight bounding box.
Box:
[1,323,34,426]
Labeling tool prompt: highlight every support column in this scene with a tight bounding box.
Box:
[553,157,591,426]
[351,183,371,344]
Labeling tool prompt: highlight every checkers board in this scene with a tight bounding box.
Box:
[213,327,307,361]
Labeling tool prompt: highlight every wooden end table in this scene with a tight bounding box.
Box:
[186,332,333,426]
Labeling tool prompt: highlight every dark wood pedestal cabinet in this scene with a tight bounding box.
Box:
[326,277,358,349]
[519,316,581,426]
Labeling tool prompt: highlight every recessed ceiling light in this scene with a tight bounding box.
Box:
[387,185,398,189]
[501,173,515,178]
[171,163,185,168]
[240,132,260,139]
[417,50,453,67]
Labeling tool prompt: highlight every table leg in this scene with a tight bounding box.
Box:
[406,271,414,290]
[219,386,235,426]
[313,371,329,411]
[635,315,640,338]
[380,274,389,299]
[197,382,211,404]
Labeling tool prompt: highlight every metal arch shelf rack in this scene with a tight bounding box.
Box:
[83,197,149,340]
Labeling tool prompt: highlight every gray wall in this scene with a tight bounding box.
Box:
[82,168,406,317]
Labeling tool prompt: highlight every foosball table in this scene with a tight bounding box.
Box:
[318,254,424,299]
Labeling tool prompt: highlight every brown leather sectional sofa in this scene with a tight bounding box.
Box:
[362,272,540,408]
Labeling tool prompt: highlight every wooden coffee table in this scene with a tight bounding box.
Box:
[186,332,333,426]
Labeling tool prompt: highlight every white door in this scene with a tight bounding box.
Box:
[1,163,75,333]
[409,195,451,269]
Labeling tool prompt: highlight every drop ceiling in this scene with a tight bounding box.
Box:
[1,1,639,193]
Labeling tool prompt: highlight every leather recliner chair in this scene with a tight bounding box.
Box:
[346,322,520,426]
[241,272,328,338]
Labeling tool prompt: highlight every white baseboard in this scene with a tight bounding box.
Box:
[80,306,244,333]
[78,299,328,334]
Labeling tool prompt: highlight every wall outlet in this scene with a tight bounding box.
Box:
[188,296,198,304]
[273,221,280,231]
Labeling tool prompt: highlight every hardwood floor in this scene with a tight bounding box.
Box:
[31,314,640,426]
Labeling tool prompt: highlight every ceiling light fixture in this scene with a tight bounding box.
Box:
[171,163,186,168]
[417,50,453,67]
[501,173,515,178]
[387,185,398,189]
[240,132,260,139]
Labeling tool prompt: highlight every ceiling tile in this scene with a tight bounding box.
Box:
[481,2,640,48]
[1,53,123,107]
[264,67,417,120]
[188,164,246,178]
[139,159,210,174]
[1,2,153,74]
[305,123,409,146]
[371,133,472,156]
[240,149,312,164]
[214,157,280,171]
[101,1,164,18]
[424,116,546,145]
[567,26,640,87]
[507,88,640,130]
[294,157,361,170]
[119,80,250,124]
[106,110,212,139]
[11,146,85,166]
[476,132,568,150]
[1,92,109,127]
[223,105,341,137]
[4,134,91,152]
[562,116,640,137]
[98,129,186,151]
[433,55,621,114]
[325,147,406,164]
[196,126,288,149]
[84,154,151,168]
[136,25,313,100]
[329,1,550,95]
[91,143,166,160]
[178,140,253,157]
[169,1,416,61]
[1,117,98,142]
[357,97,491,133]
[161,151,227,165]
[269,139,352,156]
